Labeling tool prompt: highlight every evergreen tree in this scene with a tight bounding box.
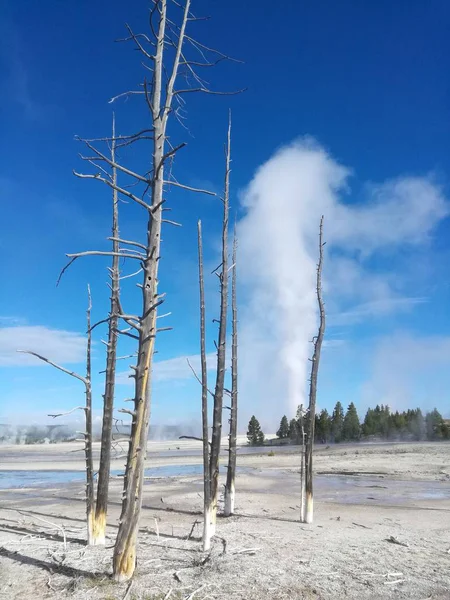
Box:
[425,408,449,441]
[316,409,331,443]
[342,402,360,441]
[362,408,376,437]
[277,415,290,439]
[288,418,298,441]
[331,401,344,443]
[247,416,265,446]
[407,408,426,441]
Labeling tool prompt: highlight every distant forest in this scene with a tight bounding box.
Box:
[269,403,449,445]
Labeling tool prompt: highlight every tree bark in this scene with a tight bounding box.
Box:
[113,0,191,581]
[85,287,95,544]
[93,114,120,546]
[197,220,212,551]
[298,405,305,523]
[209,117,231,533]
[304,216,326,524]
[19,289,95,544]
[224,227,238,517]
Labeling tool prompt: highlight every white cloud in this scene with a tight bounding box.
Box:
[236,138,448,428]
[116,352,219,385]
[0,325,86,366]
[329,176,448,254]
[330,297,427,326]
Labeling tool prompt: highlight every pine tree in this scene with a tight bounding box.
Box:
[277,415,290,439]
[288,418,298,441]
[315,409,331,443]
[407,408,426,441]
[247,416,265,446]
[362,408,376,437]
[331,401,344,443]
[425,408,449,441]
[342,402,360,441]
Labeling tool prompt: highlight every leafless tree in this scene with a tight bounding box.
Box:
[93,114,121,545]
[224,226,238,517]
[209,116,231,536]
[304,216,326,524]
[64,1,239,578]
[196,220,212,551]
[58,116,123,546]
[18,287,95,544]
[297,404,306,522]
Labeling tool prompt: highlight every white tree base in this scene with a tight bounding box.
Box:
[305,494,314,524]
[224,483,235,516]
[202,507,212,551]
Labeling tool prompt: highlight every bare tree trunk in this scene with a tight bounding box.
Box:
[304,216,326,524]
[66,0,239,577]
[85,286,95,545]
[93,114,120,546]
[224,227,238,517]
[209,117,231,534]
[197,220,212,551]
[113,0,191,581]
[298,405,305,523]
[19,287,95,545]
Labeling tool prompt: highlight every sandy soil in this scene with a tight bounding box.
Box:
[1,441,449,599]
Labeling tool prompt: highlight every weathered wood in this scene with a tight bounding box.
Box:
[304,216,326,524]
[224,225,238,516]
[85,287,95,545]
[19,288,95,545]
[112,0,191,581]
[93,114,120,545]
[209,117,231,533]
[197,220,212,551]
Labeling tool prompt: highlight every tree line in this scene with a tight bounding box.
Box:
[246,403,449,445]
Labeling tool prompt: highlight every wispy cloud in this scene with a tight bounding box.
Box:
[0,17,40,120]
[116,352,219,385]
[330,297,428,326]
[0,325,86,366]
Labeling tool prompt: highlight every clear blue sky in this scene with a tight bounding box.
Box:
[1,0,449,430]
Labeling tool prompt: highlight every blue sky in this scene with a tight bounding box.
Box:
[1,0,450,431]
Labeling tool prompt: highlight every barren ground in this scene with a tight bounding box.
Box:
[1,440,449,599]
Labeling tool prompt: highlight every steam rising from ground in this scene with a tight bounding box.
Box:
[237,139,447,430]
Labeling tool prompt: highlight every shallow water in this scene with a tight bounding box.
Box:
[0,464,246,490]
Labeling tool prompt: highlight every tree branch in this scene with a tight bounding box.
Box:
[163,180,216,196]
[17,351,88,385]
[73,171,152,211]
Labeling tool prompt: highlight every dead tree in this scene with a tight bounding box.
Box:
[298,404,306,522]
[93,114,121,545]
[209,116,231,535]
[304,216,326,524]
[68,1,240,578]
[18,287,95,544]
[224,226,238,517]
[196,220,211,551]
[58,116,123,545]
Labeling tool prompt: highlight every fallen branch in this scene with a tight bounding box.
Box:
[123,580,134,600]
[232,547,260,555]
[384,579,405,585]
[352,522,372,530]
[386,536,409,548]
[185,585,207,600]
[186,520,199,540]
[16,511,67,551]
